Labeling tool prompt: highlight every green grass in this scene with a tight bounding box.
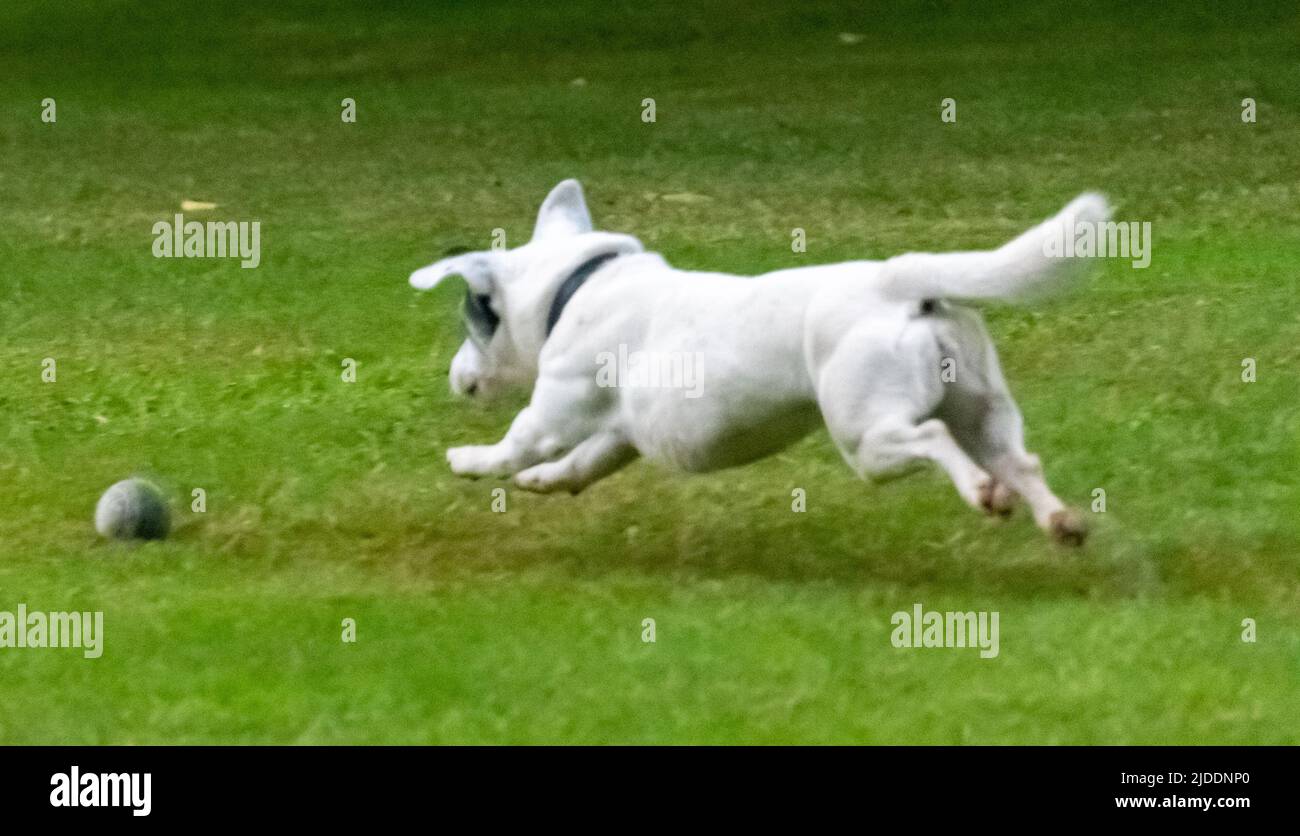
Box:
[0,0,1297,744]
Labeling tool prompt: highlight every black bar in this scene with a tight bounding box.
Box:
[4,746,1280,821]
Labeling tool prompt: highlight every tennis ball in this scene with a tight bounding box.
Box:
[94,478,170,541]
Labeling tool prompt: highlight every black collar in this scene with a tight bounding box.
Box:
[545,252,621,336]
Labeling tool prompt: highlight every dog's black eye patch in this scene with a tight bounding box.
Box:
[460,290,500,349]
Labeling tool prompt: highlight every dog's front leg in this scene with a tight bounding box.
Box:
[513,430,637,494]
[446,406,560,478]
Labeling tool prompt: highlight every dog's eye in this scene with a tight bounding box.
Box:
[460,290,500,348]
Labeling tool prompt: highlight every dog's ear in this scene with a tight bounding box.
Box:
[532,179,593,241]
[409,251,500,294]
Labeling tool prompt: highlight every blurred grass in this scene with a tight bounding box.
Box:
[0,0,1297,743]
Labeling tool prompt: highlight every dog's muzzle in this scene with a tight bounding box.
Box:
[449,342,485,397]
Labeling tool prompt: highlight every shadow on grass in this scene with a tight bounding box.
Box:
[347,460,1171,604]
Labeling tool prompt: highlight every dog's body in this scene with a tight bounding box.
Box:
[411,181,1108,544]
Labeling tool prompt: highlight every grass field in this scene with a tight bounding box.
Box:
[1,1,1297,744]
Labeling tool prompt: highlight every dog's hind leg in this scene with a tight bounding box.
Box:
[961,397,1086,546]
[513,430,637,494]
[816,323,995,514]
[977,403,1086,546]
[935,323,1087,546]
[840,416,995,512]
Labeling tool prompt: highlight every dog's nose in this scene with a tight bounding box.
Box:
[464,382,478,397]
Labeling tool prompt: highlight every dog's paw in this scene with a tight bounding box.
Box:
[513,463,566,494]
[977,480,1017,518]
[446,445,494,478]
[515,461,592,495]
[512,468,549,493]
[1048,508,1088,547]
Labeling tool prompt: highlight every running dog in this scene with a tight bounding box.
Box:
[410,180,1108,544]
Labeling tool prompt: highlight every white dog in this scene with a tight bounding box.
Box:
[411,180,1109,544]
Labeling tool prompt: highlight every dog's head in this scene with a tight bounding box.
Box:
[410,179,642,399]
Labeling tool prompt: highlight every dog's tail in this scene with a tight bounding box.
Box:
[876,193,1111,305]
